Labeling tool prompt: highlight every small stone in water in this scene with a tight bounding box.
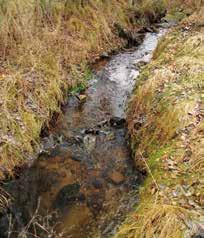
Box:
[108,171,125,185]
[109,117,126,128]
[78,94,87,102]
[101,52,109,58]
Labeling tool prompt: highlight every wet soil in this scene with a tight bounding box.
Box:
[0,29,166,238]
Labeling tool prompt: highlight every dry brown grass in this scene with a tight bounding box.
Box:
[130,0,202,25]
[115,203,199,238]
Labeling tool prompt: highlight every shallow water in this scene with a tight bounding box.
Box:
[1,29,166,238]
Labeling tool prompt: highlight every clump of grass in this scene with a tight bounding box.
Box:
[129,0,202,26]
[130,0,166,25]
[128,69,182,157]
[116,203,197,238]
[69,63,93,94]
[0,187,10,213]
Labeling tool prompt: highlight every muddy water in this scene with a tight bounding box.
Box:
[1,29,166,238]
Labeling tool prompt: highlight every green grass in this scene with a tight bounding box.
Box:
[70,66,93,94]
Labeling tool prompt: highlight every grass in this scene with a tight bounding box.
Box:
[115,6,204,238]
[7,199,66,238]
[129,0,202,25]
[69,64,93,94]
[116,204,198,238]
[130,0,166,25]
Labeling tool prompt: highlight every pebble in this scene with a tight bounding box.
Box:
[78,94,87,102]
[108,171,125,185]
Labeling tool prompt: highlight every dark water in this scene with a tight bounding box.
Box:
[0,29,166,238]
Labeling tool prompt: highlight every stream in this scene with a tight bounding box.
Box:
[0,28,166,238]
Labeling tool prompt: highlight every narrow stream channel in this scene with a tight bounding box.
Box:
[1,28,166,238]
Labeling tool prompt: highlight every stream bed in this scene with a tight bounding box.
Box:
[0,28,166,238]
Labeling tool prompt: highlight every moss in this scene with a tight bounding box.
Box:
[69,65,93,94]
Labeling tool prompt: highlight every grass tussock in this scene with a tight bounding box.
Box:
[116,203,199,238]
[130,0,166,24]
[129,0,202,25]
[115,8,204,238]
